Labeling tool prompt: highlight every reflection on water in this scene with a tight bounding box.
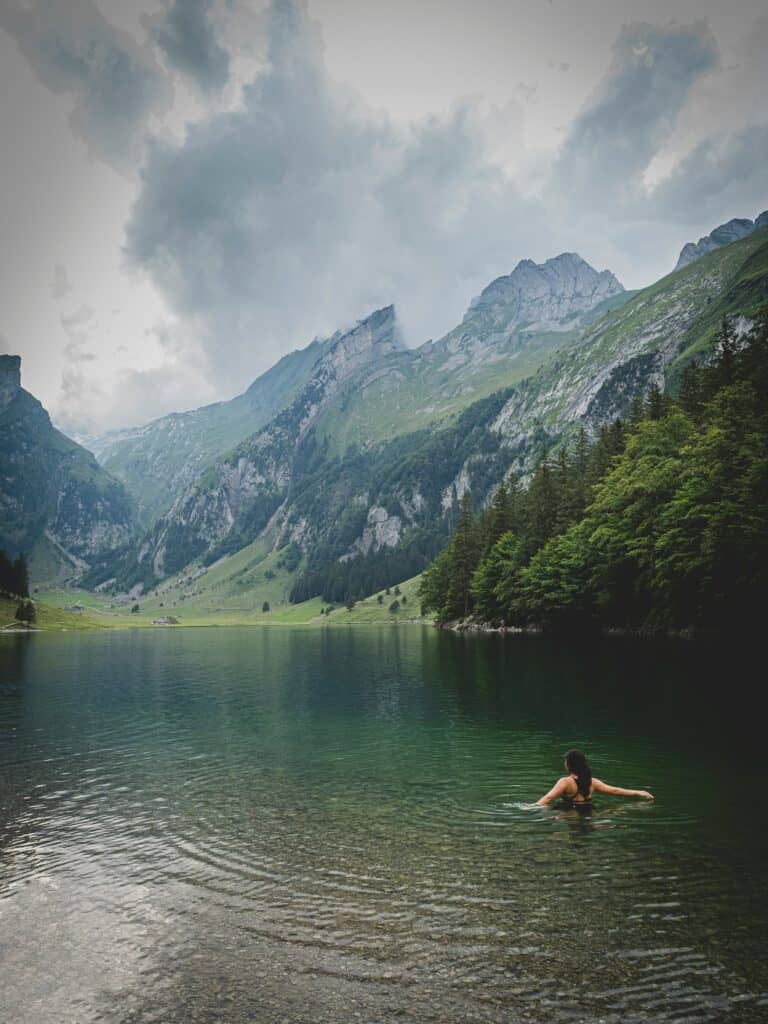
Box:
[1,627,766,1023]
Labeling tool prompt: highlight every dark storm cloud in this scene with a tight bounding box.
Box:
[151,0,229,93]
[551,21,719,210]
[125,0,546,386]
[649,125,768,225]
[0,0,173,171]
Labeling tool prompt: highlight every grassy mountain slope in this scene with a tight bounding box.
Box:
[35,571,426,628]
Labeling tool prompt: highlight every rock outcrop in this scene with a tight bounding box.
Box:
[675,210,768,270]
[464,252,624,331]
[0,355,21,409]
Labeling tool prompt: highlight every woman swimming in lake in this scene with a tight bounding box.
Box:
[535,748,653,806]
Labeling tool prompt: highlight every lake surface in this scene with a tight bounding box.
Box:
[1,626,766,1023]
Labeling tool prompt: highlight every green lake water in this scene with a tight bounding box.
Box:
[1,626,766,1023]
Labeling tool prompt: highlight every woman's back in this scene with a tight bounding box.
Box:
[561,775,593,804]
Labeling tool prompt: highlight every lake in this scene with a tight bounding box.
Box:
[1,626,766,1023]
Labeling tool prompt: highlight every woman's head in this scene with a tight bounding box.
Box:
[564,748,592,798]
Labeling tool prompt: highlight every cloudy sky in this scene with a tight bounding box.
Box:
[1,0,766,435]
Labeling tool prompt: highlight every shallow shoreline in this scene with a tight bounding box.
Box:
[438,617,698,640]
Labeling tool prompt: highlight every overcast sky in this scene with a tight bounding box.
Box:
[1,0,766,435]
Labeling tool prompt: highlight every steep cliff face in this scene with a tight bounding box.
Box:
[674,209,768,270]
[129,306,404,582]
[0,358,135,577]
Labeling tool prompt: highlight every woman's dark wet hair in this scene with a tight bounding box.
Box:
[564,749,592,799]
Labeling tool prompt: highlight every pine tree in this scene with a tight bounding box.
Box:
[444,492,479,619]
[522,445,557,557]
[0,549,12,594]
[11,554,29,598]
[678,361,704,420]
[15,600,36,625]
[713,316,737,392]
[645,383,667,421]
[484,480,513,552]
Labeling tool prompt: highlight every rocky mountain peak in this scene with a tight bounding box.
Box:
[464,252,624,330]
[675,209,768,270]
[319,304,403,379]
[0,354,21,409]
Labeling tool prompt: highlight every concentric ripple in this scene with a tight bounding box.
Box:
[1,627,766,1023]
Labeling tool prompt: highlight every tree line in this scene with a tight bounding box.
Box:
[420,311,768,633]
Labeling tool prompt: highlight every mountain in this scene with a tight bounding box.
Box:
[0,356,135,582]
[87,335,331,527]
[675,209,768,270]
[87,225,768,606]
[462,252,623,329]
[312,253,630,454]
[123,305,404,582]
[110,256,624,588]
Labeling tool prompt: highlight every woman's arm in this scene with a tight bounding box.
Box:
[535,777,570,806]
[593,778,654,799]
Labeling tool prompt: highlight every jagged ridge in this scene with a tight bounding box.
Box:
[675,208,768,270]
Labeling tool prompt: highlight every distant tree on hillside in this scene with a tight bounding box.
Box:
[15,600,36,624]
[262,600,270,613]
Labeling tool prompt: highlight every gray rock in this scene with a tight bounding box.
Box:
[674,211,767,270]
[465,252,624,331]
[0,354,21,409]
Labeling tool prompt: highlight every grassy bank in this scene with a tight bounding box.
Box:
[0,595,108,632]
[32,573,428,630]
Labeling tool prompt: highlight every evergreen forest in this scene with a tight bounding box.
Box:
[419,311,768,633]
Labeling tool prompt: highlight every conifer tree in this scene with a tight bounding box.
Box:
[444,492,479,619]
[10,554,29,598]
[678,361,704,420]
